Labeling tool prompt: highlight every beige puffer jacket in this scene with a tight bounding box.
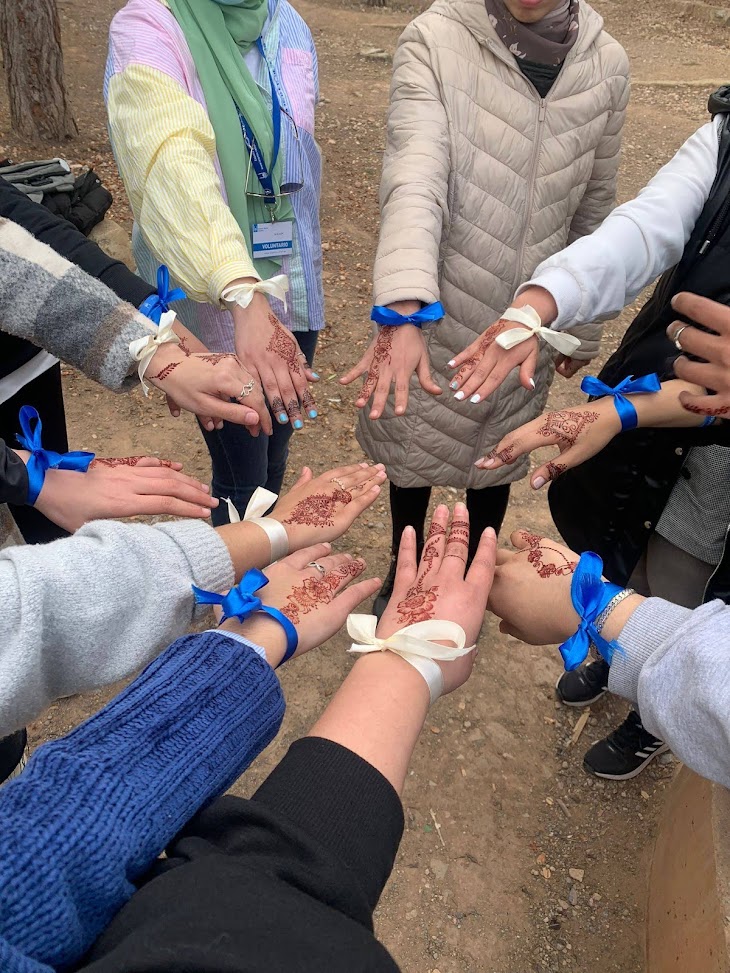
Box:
[356,0,629,489]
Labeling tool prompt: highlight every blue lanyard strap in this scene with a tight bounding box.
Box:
[192,568,298,666]
[370,302,445,328]
[581,373,661,431]
[16,406,95,505]
[236,38,282,205]
[138,266,186,325]
[559,552,624,670]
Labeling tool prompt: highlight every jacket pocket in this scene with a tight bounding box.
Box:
[281,48,316,136]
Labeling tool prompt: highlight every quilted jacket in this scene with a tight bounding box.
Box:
[356,0,630,489]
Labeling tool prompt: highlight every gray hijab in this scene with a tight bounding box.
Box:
[484,0,580,66]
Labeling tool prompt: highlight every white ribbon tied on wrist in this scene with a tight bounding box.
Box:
[128,310,180,395]
[222,486,289,561]
[221,275,290,313]
[347,614,475,706]
[495,305,581,357]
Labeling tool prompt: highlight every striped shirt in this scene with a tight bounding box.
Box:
[105,0,324,350]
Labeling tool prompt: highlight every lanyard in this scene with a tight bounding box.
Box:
[236,38,282,207]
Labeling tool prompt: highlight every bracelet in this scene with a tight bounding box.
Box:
[559,552,624,670]
[581,374,661,432]
[128,310,180,395]
[16,406,95,505]
[702,415,717,427]
[595,587,636,635]
[347,614,474,707]
[193,568,298,667]
[221,487,290,562]
[138,265,186,325]
[370,301,445,329]
[221,275,289,312]
[494,305,581,356]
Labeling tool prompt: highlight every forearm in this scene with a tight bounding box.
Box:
[630,379,709,428]
[0,631,283,971]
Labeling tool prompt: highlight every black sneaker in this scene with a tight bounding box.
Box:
[373,557,397,621]
[583,711,669,780]
[556,658,610,707]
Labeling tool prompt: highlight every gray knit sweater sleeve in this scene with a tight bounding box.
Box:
[0,518,234,736]
[609,598,730,788]
[0,217,155,391]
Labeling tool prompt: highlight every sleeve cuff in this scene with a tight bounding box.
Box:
[517,266,583,331]
[209,628,268,663]
[154,519,235,617]
[608,598,693,705]
[209,260,260,307]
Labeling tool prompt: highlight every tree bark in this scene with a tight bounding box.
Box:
[0,0,77,141]
[366,0,387,7]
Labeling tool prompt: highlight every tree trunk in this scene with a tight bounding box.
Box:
[0,0,77,141]
[366,0,387,7]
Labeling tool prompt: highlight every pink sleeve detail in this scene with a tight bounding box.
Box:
[108,0,198,94]
[281,48,316,136]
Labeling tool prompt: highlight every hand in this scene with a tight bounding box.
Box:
[33,455,218,531]
[555,355,586,379]
[164,321,222,432]
[474,400,619,489]
[669,292,730,418]
[376,503,497,694]
[269,462,387,550]
[232,289,318,429]
[146,341,272,436]
[339,308,441,419]
[220,546,380,666]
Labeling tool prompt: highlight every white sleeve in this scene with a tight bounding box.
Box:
[520,117,721,330]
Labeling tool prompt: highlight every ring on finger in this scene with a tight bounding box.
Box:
[330,477,347,490]
[672,325,689,351]
[237,380,256,399]
[308,561,326,576]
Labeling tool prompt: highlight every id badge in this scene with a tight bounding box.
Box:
[252,220,294,259]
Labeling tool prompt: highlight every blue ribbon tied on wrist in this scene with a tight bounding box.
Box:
[370,301,445,329]
[138,265,186,325]
[559,552,624,671]
[192,568,298,666]
[580,373,661,432]
[16,406,95,506]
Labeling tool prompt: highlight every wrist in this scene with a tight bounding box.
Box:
[386,300,422,316]
[512,287,558,327]
[600,593,645,643]
[216,521,284,579]
[220,614,287,668]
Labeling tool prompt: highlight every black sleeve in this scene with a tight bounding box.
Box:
[80,739,404,973]
[0,180,154,308]
[0,439,29,506]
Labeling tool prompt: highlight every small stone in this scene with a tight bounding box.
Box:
[557,899,570,911]
[430,859,449,882]
[537,853,546,865]
[569,868,584,883]
[568,887,579,906]
[640,790,650,800]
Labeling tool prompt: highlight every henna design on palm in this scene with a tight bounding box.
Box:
[149,361,181,382]
[281,561,362,625]
[536,410,600,448]
[282,489,353,528]
[360,327,396,401]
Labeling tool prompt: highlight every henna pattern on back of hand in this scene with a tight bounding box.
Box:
[537,410,600,447]
[267,316,302,375]
[91,457,174,469]
[395,584,439,625]
[517,532,577,579]
[148,361,181,382]
[361,327,396,400]
[455,321,512,383]
[283,489,353,528]
[281,561,362,625]
[195,353,241,367]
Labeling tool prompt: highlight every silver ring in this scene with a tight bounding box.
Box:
[673,325,688,351]
[308,561,326,576]
[238,380,256,399]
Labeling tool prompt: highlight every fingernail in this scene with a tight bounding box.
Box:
[200,483,210,492]
[308,409,318,419]
[470,394,481,404]
[211,497,220,506]
[529,378,536,390]
[485,527,496,539]
[278,412,288,423]
[294,419,303,430]
[450,381,458,390]
[454,391,465,401]
[533,476,546,490]
[482,457,495,468]
[447,359,456,368]
[172,411,180,418]
[201,508,212,517]
[311,372,320,379]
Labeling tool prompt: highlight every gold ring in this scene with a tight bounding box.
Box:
[330,477,346,490]
[308,561,326,576]
[238,380,256,398]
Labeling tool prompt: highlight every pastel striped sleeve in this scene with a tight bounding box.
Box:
[107,63,259,305]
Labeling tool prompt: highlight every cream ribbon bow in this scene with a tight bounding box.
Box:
[222,486,278,525]
[347,614,475,705]
[221,275,290,314]
[128,310,181,395]
[494,305,581,357]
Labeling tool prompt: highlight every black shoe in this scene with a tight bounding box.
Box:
[556,658,610,707]
[373,557,397,621]
[583,711,669,780]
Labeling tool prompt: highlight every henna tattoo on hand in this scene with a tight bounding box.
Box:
[281,561,362,625]
[266,316,302,375]
[178,334,192,356]
[546,461,567,481]
[682,401,730,416]
[302,389,316,411]
[396,584,439,625]
[455,321,512,383]
[447,519,470,549]
[91,456,173,469]
[148,361,181,382]
[419,522,447,575]
[195,353,241,367]
[360,327,396,401]
[282,489,353,528]
[537,410,600,448]
[516,531,577,579]
[271,396,285,414]
[286,397,302,418]
[488,442,518,465]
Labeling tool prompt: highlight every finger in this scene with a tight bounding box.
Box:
[336,463,387,492]
[498,619,524,639]
[340,351,372,387]
[270,366,301,429]
[510,528,544,551]
[474,435,524,471]
[671,292,730,336]
[369,369,394,420]
[677,388,730,418]
[530,452,576,490]
[316,552,359,575]
[193,395,263,429]
[290,466,314,490]
[303,365,320,383]
[133,495,214,519]
[673,356,725,390]
[669,323,723,361]
[418,503,450,579]
[357,365,380,408]
[129,456,162,468]
[466,526,497,592]
[135,477,219,509]
[321,556,367,592]
[448,338,482,370]
[341,482,382,518]
[441,502,470,577]
[131,466,212,491]
[286,542,333,569]
[392,525,418,596]
[301,387,318,421]
[452,354,496,399]
[468,355,523,403]
[328,462,384,481]
[416,355,442,396]
[166,394,181,419]
[393,368,409,417]
[495,548,512,565]
[331,576,382,616]
[518,344,538,391]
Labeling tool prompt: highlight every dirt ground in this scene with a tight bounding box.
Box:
[1,2,729,970]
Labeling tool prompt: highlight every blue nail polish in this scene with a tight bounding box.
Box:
[450,381,458,390]
[308,409,318,419]
[294,419,303,430]
[278,412,288,424]
[311,372,320,379]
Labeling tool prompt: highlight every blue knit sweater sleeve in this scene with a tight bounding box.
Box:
[0,631,285,973]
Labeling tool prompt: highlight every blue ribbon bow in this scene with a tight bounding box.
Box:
[580,373,661,431]
[138,266,186,325]
[559,552,624,671]
[192,568,298,666]
[370,301,445,329]
[16,406,95,506]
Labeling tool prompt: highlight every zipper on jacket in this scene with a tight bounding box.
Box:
[512,100,547,292]
[699,192,730,254]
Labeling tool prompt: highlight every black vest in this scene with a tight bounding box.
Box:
[549,88,730,601]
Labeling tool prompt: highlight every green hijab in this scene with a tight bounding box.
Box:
[166,0,295,279]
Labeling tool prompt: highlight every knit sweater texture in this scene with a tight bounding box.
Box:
[0,630,284,972]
